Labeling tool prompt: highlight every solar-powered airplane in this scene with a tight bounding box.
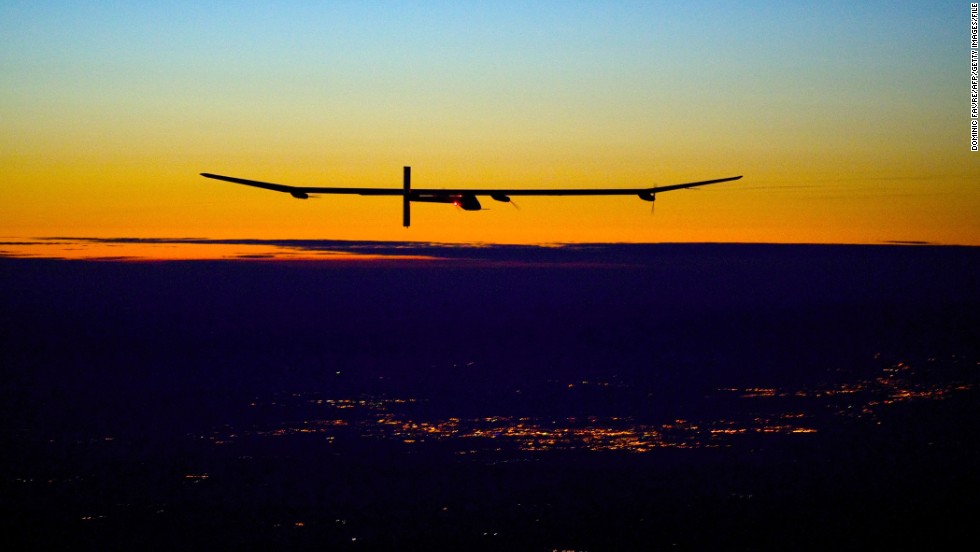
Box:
[201,167,742,227]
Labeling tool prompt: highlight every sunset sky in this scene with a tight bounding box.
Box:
[2,1,977,246]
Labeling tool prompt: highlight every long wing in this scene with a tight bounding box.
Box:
[200,173,403,197]
[200,172,742,197]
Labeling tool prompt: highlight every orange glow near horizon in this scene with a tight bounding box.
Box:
[0,238,440,262]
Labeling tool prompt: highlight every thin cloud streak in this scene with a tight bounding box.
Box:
[0,237,971,264]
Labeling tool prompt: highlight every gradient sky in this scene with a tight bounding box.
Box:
[2,1,977,245]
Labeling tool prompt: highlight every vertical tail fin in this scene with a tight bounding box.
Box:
[403,166,411,227]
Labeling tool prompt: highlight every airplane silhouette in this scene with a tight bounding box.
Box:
[201,167,742,227]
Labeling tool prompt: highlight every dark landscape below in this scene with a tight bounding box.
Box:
[2,242,978,551]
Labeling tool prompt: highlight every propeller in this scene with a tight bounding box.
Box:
[648,181,659,216]
[639,190,656,215]
[489,193,520,211]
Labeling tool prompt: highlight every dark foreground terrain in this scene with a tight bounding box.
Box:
[1,243,978,550]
